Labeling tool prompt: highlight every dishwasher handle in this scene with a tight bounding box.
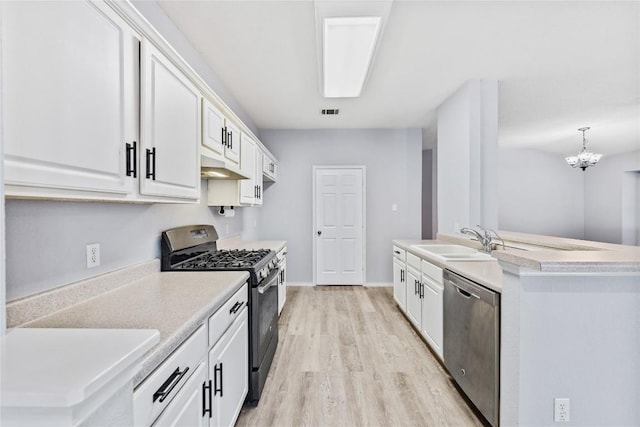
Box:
[444,269,499,307]
[456,287,480,300]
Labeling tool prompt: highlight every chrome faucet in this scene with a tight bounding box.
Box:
[460,225,505,253]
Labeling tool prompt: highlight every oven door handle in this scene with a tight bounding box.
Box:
[257,268,280,294]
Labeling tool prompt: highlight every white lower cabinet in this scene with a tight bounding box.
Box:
[420,274,444,359]
[393,246,444,360]
[277,247,287,316]
[393,258,406,311]
[208,308,249,427]
[152,361,208,427]
[405,266,422,328]
[135,283,249,427]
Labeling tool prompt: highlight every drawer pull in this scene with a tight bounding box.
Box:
[394,250,401,254]
[152,366,190,403]
[229,301,243,314]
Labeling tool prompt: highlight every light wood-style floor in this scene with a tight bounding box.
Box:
[237,286,484,427]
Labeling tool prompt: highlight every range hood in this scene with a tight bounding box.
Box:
[200,155,250,180]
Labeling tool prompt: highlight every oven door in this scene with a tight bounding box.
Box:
[251,268,279,369]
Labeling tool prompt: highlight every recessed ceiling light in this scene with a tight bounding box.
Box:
[322,16,382,98]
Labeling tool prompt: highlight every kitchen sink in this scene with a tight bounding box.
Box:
[411,244,494,262]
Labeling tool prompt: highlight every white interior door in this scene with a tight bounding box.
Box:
[314,167,365,285]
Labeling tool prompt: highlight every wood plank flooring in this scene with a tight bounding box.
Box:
[237,286,484,427]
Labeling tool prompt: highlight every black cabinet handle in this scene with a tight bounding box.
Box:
[214,363,223,397]
[153,366,189,403]
[420,282,424,299]
[126,141,137,178]
[229,301,243,314]
[202,380,212,417]
[221,127,226,147]
[145,147,156,180]
[228,130,232,150]
[394,250,401,254]
[400,270,404,282]
[414,279,417,295]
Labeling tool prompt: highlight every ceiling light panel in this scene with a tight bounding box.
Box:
[323,17,381,98]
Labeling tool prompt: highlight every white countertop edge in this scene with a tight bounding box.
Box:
[1,328,160,408]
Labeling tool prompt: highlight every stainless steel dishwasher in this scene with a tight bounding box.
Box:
[443,269,500,427]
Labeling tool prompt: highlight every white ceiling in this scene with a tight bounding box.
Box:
[157,1,640,155]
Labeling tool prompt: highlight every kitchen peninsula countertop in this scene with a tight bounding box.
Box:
[22,270,249,386]
[438,231,640,273]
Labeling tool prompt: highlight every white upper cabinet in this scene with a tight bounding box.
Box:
[262,153,277,182]
[2,1,138,199]
[238,134,257,205]
[253,147,264,206]
[202,98,226,156]
[224,121,241,165]
[139,39,201,200]
[202,99,240,165]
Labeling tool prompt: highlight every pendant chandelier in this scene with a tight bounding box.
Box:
[565,127,602,171]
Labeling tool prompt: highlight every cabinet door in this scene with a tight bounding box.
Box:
[421,276,444,359]
[202,98,225,156]
[224,121,241,165]
[209,308,249,427]
[393,259,406,311]
[238,134,256,205]
[278,258,287,315]
[405,268,421,328]
[2,1,137,198]
[253,147,264,206]
[153,361,208,427]
[140,39,200,200]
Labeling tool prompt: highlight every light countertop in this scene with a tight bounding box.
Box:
[1,328,159,407]
[23,271,249,386]
[439,231,640,273]
[393,240,503,292]
[395,232,640,293]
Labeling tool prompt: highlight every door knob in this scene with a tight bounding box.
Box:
[317,231,322,236]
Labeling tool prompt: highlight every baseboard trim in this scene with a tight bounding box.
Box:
[364,282,393,288]
[286,282,315,287]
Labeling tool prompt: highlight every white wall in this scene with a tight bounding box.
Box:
[257,129,422,284]
[437,80,499,235]
[131,1,259,136]
[5,182,243,301]
[584,150,640,244]
[501,267,640,426]
[499,148,585,239]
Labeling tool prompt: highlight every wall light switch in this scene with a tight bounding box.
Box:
[392,204,398,212]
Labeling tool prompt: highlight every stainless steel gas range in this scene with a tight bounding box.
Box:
[160,224,279,405]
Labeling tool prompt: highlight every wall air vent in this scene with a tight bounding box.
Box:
[321,109,340,115]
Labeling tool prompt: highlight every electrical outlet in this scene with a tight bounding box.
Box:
[392,204,398,212]
[554,398,570,422]
[86,243,100,269]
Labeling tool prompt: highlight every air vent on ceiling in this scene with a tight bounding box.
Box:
[321,109,340,115]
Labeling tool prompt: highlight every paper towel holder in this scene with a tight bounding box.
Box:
[218,206,234,216]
